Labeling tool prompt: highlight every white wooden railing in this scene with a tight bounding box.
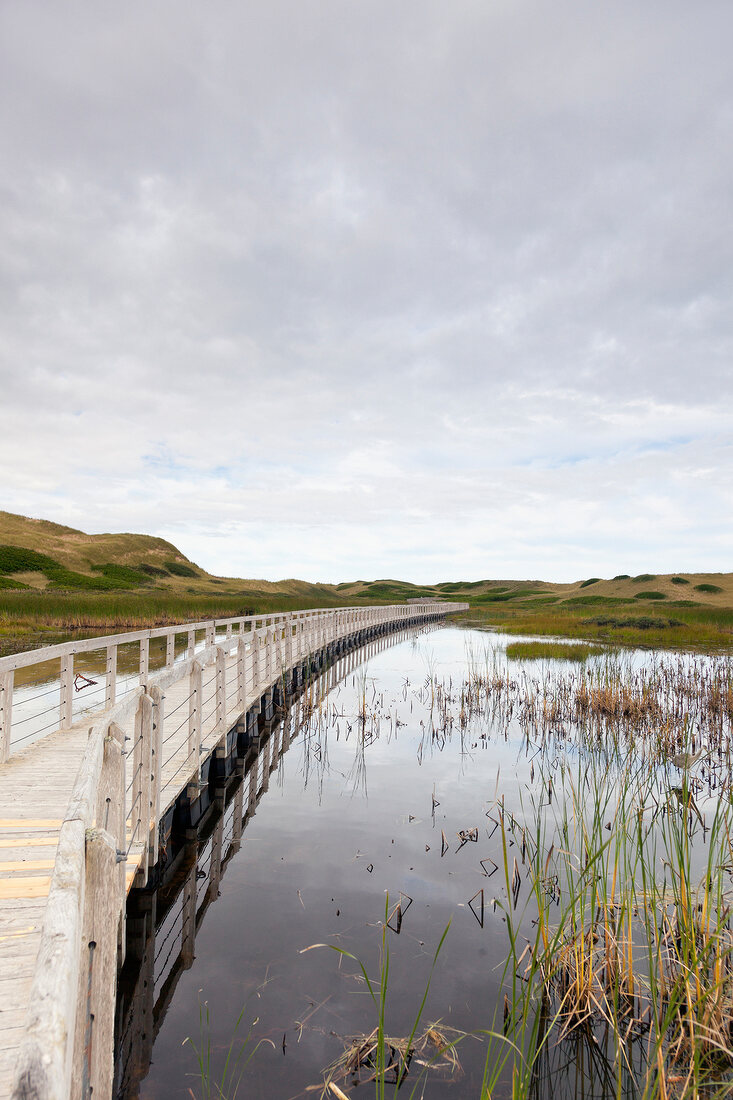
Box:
[6,601,464,1100]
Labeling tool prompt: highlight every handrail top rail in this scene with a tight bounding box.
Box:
[0,602,463,674]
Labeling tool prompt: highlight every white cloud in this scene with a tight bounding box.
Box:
[0,1,731,582]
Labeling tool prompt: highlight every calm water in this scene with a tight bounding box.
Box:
[115,625,732,1100]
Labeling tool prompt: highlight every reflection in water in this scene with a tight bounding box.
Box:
[116,631,733,1100]
[114,626,415,1099]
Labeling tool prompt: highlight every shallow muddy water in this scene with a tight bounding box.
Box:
[115,626,733,1100]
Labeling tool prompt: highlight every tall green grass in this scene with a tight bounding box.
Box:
[185,991,275,1099]
[484,749,733,1098]
[505,641,607,662]
[304,895,458,1098]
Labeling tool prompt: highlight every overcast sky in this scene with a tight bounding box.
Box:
[1,2,731,583]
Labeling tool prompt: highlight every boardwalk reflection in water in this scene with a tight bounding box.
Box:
[113,627,412,1099]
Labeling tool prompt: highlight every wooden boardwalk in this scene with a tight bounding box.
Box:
[0,602,464,1099]
[0,649,241,1095]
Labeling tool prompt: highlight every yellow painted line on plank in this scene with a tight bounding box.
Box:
[0,837,58,849]
[0,878,51,900]
[0,860,56,873]
[0,820,63,829]
[0,925,36,943]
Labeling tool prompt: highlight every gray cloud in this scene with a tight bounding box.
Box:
[1,1,731,581]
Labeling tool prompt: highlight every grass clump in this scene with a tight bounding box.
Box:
[473,589,544,604]
[579,577,601,588]
[0,544,141,592]
[696,583,723,594]
[634,590,667,600]
[0,576,29,590]
[0,545,60,574]
[185,989,275,1099]
[563,595,635,607]
[613,573,631,580]
[306,897,459,1098]
[633,573,657,582]
[137,562,170,577]
[490,750,733,1099]
[437,580,487,592]
[671,576,690,585]
[164,560,200,578]
[90,562,154,586]
[505,641,606,662]
[582,615,683,630]
[44,568,128,592]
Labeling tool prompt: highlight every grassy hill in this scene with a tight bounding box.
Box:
[0,512,731,650]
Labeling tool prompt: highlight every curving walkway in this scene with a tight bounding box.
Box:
[0,601,464,1099]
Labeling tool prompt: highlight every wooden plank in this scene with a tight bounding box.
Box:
[0,860,55,872]
[0,878,51,899]
[11,817,85,1099]
[0,837,58,849]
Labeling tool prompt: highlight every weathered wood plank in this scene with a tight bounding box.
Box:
[70,829,119,1100]
[0,837,58,849]
[0,860,55,873]
[0,878,51,899]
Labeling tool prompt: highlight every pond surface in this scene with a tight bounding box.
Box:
[115,625,733,1100]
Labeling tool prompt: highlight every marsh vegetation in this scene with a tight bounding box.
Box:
[121,627,733,1100]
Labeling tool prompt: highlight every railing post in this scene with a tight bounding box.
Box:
[149,686,163,866]
[187,629,196,659]
[0,670,14,763]
[206,621,216,648]
[131,692,153,880]
[131,697,144,853]
[165,631,175,668]
[215,647,226,736]
[108,720,127,965]
[285,616,293,670]
[237,636,246,709]
[139,637,149,686]
[60,651,74,729]
[265,630,272,685]
[252,632,260,695]
[94,718,127,967]
[75,828,119,1099]
[105,645,117,708]
[260,629,267,686]
[141,694,153,877]
[188,660,202,765]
